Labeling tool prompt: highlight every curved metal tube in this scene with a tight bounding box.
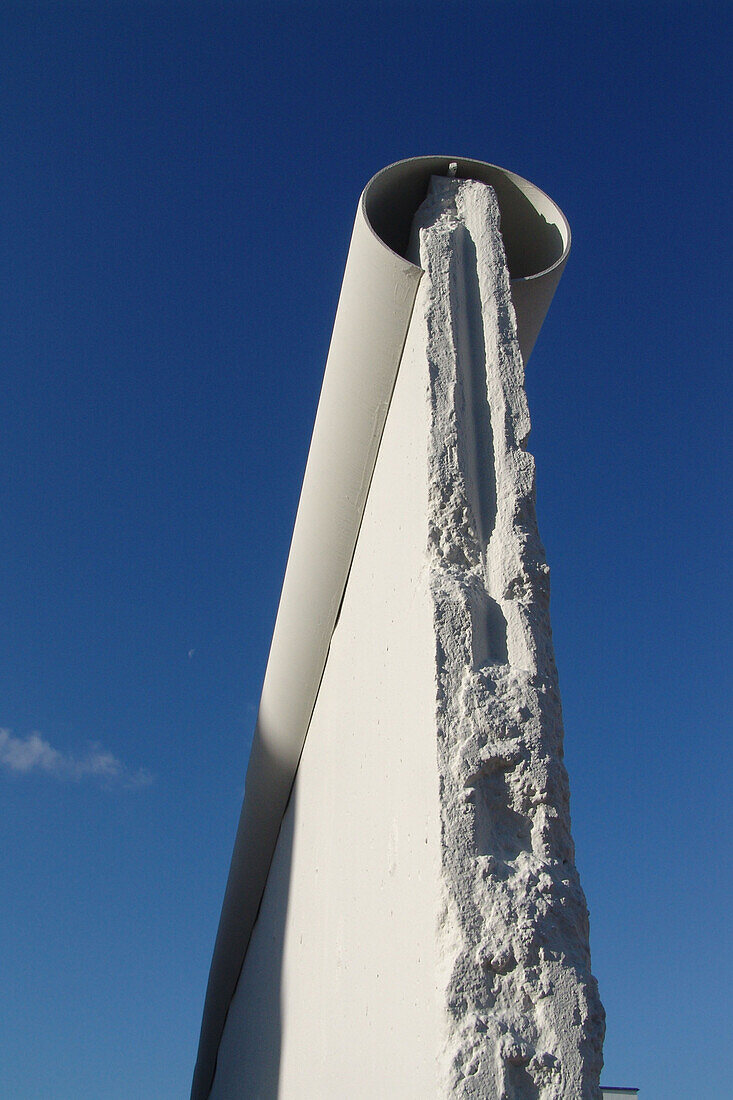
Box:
[191,156,570,1100]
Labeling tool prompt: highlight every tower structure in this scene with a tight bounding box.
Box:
[192,157,605,1100]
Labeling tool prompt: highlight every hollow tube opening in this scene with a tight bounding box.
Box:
[362,155,570,282]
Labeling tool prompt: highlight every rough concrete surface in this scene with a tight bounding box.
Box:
[409,176,605,1099]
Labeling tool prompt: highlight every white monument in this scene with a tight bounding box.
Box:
[192,157,606,1099]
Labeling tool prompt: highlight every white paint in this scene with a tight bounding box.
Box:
[208,178,603,1098]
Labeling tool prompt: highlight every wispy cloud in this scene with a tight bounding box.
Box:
[0,728,152,788]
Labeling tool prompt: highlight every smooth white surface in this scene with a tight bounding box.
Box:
[211,228,441,1099]
[192,179,422,1100]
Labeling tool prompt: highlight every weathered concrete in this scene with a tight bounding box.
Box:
[412,177,604,1097]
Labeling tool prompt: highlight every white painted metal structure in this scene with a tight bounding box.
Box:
[192,157,571,1100]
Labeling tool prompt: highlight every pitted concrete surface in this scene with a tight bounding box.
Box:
[410,177,605,1099]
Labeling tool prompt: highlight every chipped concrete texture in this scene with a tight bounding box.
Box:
[409,177,605,1099]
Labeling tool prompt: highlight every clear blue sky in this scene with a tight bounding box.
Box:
[1,2,730,1097]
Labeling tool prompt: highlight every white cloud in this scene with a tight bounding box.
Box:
[0,728,152,788]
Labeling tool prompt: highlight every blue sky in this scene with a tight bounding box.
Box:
[1,2,730,1097]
